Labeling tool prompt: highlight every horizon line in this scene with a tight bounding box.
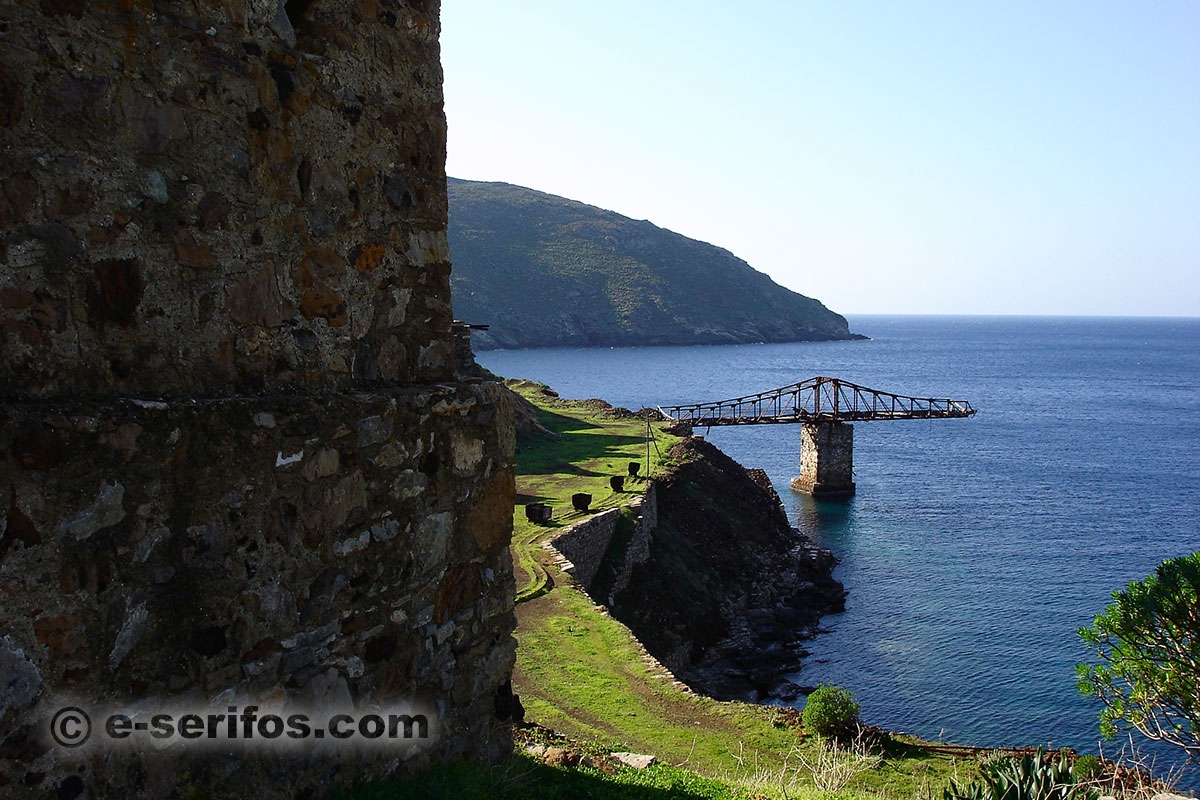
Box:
[842,312,1200,320]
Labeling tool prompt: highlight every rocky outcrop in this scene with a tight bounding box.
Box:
[609,438,845,701]
[446,178,865,350]
[0,2,517,798]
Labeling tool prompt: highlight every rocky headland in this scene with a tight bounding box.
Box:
[526,385,847,703]
[447,178,865,350]
[608,437,845,701]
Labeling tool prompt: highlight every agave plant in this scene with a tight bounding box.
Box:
[944,750,1097,800]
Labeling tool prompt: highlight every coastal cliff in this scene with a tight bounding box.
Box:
[607,438,845,701]
[531,400,847,704]
[447,178,862,350]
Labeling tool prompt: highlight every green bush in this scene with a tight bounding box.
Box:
[802,684,860,738]
[944,750,1097,800]
[1071,755,1103,782]
[1076,551,1200,758]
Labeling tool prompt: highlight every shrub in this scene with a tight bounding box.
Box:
[1076,552,1200,759]
[798,737,882,792]
[975,750,1013,771]
[944,750,1097,800]
[802,684,860,739]
[1071,755,1103,782]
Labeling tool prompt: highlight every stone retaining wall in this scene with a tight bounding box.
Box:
[547,509,619,588]
[546,482,657,601]
[609,486,657,598]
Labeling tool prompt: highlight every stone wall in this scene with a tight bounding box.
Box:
[547,508,619,589]
[1,0,453,399]
[0,1,517,797]
[546,483,657,601]
[0,385,516,796]
[609,488,656,598]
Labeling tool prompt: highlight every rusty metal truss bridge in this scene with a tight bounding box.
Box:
[658,376,977,427]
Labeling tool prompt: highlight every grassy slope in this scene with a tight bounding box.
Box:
[447,177,856,349]
[506,380,676,604]
[354,385,974,800]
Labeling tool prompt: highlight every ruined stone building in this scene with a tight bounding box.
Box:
[0,1,516,796]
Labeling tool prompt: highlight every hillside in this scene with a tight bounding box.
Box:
[447,178,862,350]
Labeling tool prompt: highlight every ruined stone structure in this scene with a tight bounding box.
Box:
[546,484,657,604]
[452,321,489,379]
[1,1,516,797]
[790,422,855,497]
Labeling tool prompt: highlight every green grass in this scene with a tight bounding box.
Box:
[506,381,680,604]
[505,388,970,798]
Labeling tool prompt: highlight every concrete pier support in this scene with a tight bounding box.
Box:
[791,422,856,497]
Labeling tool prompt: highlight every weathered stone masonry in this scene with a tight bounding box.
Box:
[791,422,855,497]
[547,483,657,603]
[0,0,456,398]
[1,1,516,797]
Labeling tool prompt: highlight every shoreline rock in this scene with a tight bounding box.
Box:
[607,437,846,702]
[475,331,871,352]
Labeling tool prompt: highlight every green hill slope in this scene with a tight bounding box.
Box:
[447,178,861,350]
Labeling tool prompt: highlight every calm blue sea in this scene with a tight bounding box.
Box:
[478,315,1200,779]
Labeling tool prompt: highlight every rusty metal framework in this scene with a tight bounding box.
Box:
[658,376,976,426]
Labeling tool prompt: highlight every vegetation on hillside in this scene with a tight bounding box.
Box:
[447,178,860,349]
[943,750,1095,800]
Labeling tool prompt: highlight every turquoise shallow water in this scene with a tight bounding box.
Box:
[478,315,1200,780]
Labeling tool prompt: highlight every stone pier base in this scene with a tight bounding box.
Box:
[790,422,855,497]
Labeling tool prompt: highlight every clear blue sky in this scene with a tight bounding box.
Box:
[441,1,1200,317]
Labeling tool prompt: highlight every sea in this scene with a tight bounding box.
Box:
[477,315,1200,781]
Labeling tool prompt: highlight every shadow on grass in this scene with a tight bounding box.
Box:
[521,464,614,480]
[537,407,604,434]
[343,755,731,800]
[519,430,646,477]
